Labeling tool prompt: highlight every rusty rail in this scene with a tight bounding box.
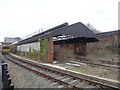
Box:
[4,54,120,89]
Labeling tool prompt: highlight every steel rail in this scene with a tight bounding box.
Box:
[5,55,120,89]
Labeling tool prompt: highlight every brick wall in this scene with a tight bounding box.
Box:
[48,37,54,63]
[54,42,87,61]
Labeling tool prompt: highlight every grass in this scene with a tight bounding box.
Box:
[72,65,119,81]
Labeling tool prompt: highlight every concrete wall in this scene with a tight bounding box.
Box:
[17,42,40,52]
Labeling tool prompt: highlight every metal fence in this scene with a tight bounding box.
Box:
[2,62,14,89]
[21,28,45,40]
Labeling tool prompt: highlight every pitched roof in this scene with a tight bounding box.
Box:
[16,22,98,45]
[62,22,98,38]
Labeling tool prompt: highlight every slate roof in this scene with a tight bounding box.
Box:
[16,22,99,45]
[96,30,120,38]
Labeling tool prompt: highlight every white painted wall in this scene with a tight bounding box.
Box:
[17,42,40,52]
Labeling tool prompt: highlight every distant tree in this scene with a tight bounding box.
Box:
[86,23,101,33]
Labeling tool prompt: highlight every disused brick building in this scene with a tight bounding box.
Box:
[98,30,119,53]
[11,22,98,63]
[87,30,120,55]
[53,22,98,60]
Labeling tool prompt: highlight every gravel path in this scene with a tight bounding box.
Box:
[4,58,58,88]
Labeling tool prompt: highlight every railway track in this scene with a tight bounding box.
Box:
[81,61,120,70]
[4,54,120,89]
[79,56,119,66]
[71,60,120,70]
[78,56,120,69]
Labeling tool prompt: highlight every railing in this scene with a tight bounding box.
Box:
[21,28,45,40]
[2,61,14,89]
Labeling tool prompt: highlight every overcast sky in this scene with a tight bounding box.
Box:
[0,0,119,42]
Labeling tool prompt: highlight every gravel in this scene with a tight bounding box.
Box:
[4,57,58,88]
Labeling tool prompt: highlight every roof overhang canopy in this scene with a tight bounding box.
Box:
[16,22,99,45]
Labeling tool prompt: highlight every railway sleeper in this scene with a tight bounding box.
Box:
[6,55,120,89]
[62,77,72,82]
[55,76,66,80]
[49,73,59,77]
[44,72,59,77]
[68,80,79,85]
[51,82,58,86]
[39,70,49,75]
[51,74,59,78]
[74,81,90,88]
[57,85,64,88]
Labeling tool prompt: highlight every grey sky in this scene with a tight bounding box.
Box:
[0,0,119,42]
